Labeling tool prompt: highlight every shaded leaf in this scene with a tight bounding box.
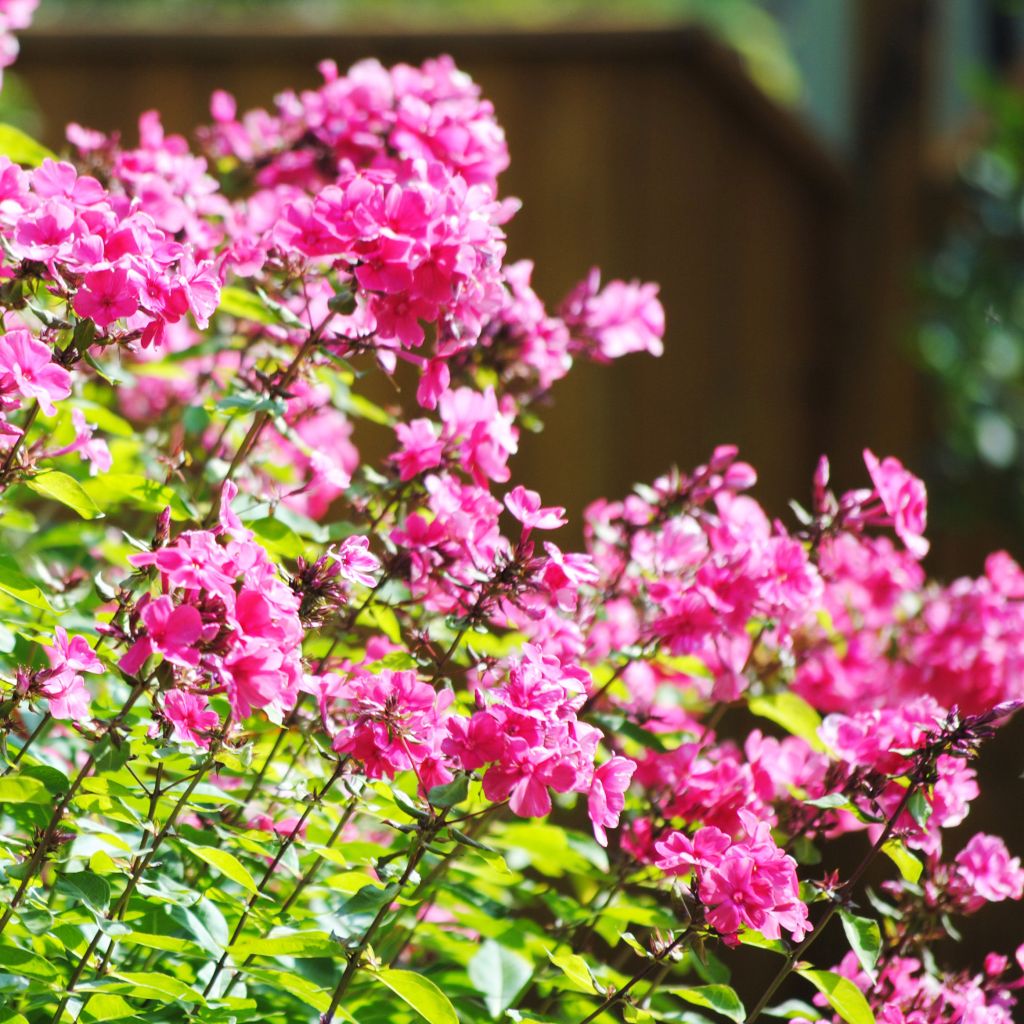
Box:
[468,939,532,1018]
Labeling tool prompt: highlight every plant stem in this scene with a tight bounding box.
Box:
[204,316,329,526]
[2,711,52,774]
[0,400,40,485]
[0,681,147,936]
[577,931,690,1024]
[202,762,344,998]
[221,793,361,999]
[743,778,922,1024]
[53,749,221,1022]
[322,810,449,1024]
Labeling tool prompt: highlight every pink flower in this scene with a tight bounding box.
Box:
[120,596,203,676]
[654,813,810,945]
[949,833,1024,912]
[587,756,635,847]
[73,268,140,327]
[394,418,445,480]
[504,485,567,533]
[163,689,220,748]
[331,535,380,588]
[561,269,665,361]
[40,626,102,722]
[330,670,451,780]
[863,449,929,559]
[0,329,72,416]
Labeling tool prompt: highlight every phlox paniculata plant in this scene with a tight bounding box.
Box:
[0,8,1022,1024]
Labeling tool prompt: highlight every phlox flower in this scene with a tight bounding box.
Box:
[40,626,103,722]
[0,328,72,417]
[163,689,220,748]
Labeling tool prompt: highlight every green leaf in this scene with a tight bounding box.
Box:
[0,774,49,804]
[0,123,56,166]
[907,789,932,829]
[839,910,881,983]
[26,470,104,519]
[371,968,459,1024]
[218,285,305,329]
[218,285,281,326]
[748,692,825,750]
[21,764,70,796]
[0,942,59,980]
[427,774,469,809]
[545,949,597,994]
[187,843,259,894]
[82,474,194,521]
[103,970,204,1005]
[230,931,340,959]
[468,939,533,1018]
[881,840,923,883]
[0,555,54,611]
[666,984,746,1024]
[797,969,875,1024]
[57,870,112,912]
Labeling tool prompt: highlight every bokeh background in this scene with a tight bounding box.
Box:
[5,0,1024,990]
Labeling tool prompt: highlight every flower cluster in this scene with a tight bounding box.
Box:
[113,492,308,731]
[655,809,810,944]
[0,39,1022,1024]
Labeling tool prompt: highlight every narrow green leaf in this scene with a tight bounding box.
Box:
[371,968,459,1024]
[839,910,882,983]
[82,474,194,521]
[187,843,259,894]
[218,285,281,326]
[665,985,746,1024]
[26,470,104,519]
[0,123,56,166]
[468,940,533,1018]
[104,970,204,1005]
[797,969,875,1024]
[545,949,597,994]
[230,931,340,959]
[881,840,923,883]
[0,942,59,980]
[748,692,825,750]
[0,556,54,611]
[427,774,469,809]
[907,789,932,829]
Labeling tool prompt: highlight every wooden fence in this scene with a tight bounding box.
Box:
[17,25,865,533]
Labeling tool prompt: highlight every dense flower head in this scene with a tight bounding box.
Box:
[0,327,72,417]
[203,56,510,194]
[328,668,454,787]
[947,833,1024,912]
[273,160,510,356]
[0,156,221,347]
[121,501,305,724]
[655,809,811,944]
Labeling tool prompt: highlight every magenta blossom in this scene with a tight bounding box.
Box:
[40,626,103,722]
[588,756,636,847]
[0,329,72,416]
[331,535,380,588]
[163,689,220,748]
[863,449,929,559]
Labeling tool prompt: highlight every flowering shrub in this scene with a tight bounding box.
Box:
[0,10,1023,1024]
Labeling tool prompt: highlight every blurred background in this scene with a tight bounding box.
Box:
[6,0,1024,990]
[6,0,1024,579]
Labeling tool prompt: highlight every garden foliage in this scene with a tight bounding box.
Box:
[0,4,1022,1023]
